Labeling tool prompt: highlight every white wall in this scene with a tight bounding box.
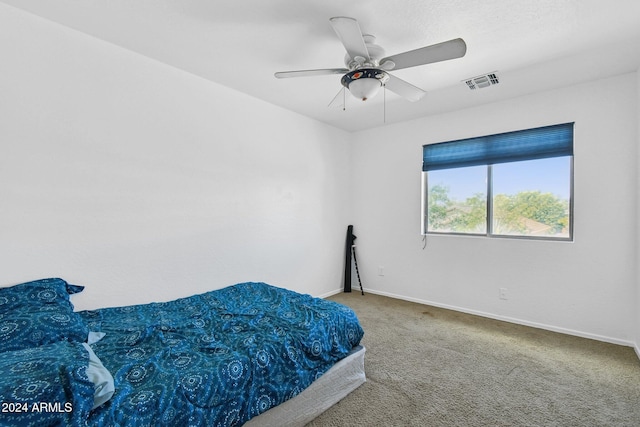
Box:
[351,73,639,346]
[636,69,640,357]
[0,5,352,310]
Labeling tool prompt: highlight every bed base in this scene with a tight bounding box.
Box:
[245,345,366,426]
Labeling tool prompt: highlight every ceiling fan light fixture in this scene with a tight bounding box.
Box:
[341,68,389,101]
[348,78,381,101]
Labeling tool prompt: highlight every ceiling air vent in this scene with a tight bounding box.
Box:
[464,72,499,90]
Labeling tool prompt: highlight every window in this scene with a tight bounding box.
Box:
[422,123,573,240]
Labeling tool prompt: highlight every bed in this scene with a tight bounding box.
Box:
[0,278,365,426]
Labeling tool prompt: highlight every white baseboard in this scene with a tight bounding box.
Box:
[317,288,343,299]
[362,288,637,350]
[635,343,640,361]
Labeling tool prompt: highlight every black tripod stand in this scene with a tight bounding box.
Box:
[343,225,364,295]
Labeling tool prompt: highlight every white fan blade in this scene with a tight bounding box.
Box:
[329,17,370,62]
[275,68,348,79]
[384,74,426,102]
[381,38,467,71]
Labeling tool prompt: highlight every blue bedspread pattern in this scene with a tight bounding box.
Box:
[0,341,95,427]
[80,282,364,426]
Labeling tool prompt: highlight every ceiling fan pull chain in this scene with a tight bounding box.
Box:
[343,86,346,111]
[383,84,386,123]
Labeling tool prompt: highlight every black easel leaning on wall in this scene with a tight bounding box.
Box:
[343,225,364,295]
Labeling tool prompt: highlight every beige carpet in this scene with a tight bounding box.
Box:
[308,292,640,427]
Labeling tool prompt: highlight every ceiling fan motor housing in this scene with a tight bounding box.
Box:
[343,35,386,68]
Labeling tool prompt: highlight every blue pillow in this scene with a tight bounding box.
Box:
[0,278,89,352]
[0,341,96,427]
[0,278,84,312]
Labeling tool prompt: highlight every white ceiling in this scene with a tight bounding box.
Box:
[3,0,640,132]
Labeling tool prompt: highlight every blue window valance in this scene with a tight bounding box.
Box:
[422,123,574,172]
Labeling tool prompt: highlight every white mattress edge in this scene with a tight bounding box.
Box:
[244,346,366,427]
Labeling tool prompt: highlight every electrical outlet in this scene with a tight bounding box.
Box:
[499,288,508,300]
[378,266,384,276]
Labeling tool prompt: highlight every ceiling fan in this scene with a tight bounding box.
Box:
[275,17,467,104]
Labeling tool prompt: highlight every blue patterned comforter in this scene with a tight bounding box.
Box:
[79,282,364,426]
